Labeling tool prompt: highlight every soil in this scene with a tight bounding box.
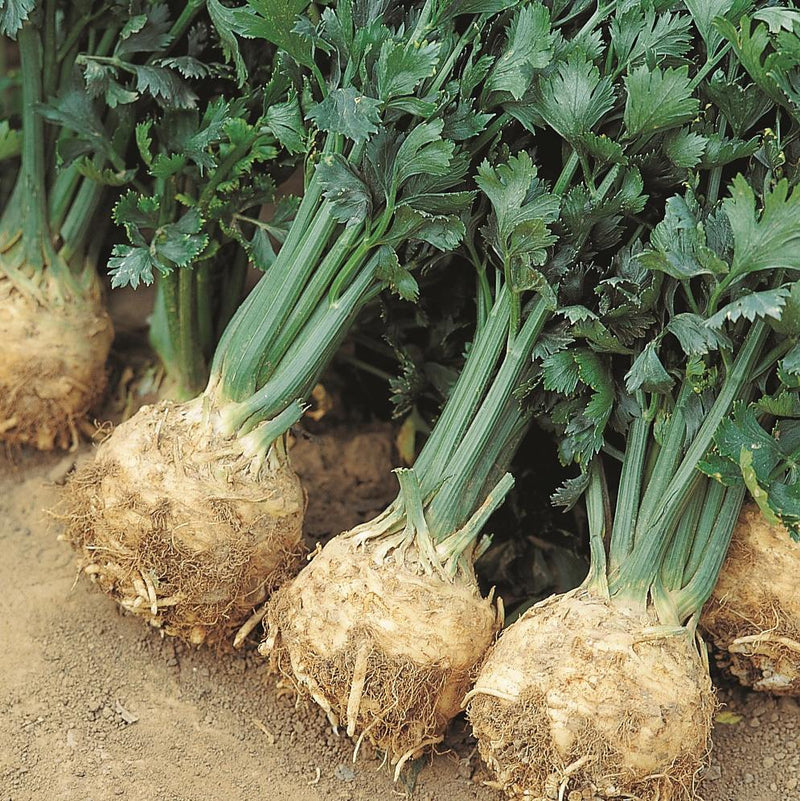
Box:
[1,434,798,801]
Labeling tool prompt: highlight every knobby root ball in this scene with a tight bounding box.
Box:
[701,504,800,694]
[266,535,500,768]
[61,398,305,646]
[467,592,714,800]
[0,277,113,450]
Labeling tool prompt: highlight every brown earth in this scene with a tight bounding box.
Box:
[0,435,798,801]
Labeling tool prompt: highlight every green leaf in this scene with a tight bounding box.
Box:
[542,350,580,393]
[150,153,187,180]
[108,245,158,289]
[307,87,381,142]
[38,88,114,161]
[208,0,248,86]
[666,313,728,355]
[316,153,372,226]
[706,72,774,138]
[685,0,736,51]
[699,133,760,168]
[625,342,674,393]
[638,194,727,280]
[387,206,464,250]
[706,287,791,329]
[155,208,207,267]
[376,37,440,101]
[663,129,707,169]
[610,7,693,68]
[782,344,800,375]
[724,176,800,279]
[753,8,800,34]
[265,94,306,154]
[135,121,153,167]
[116,4,172,58]
[485,3,553,101]
[0,120,21,160]
[770,281,800,336]
[238,0,314,68]
[623,65,698,140]
[375,245,418,302]
[0,0,35,38]
[533,54,615,141]
[132,65,197,108]
[393,120,454,188]
[75,158,136,186]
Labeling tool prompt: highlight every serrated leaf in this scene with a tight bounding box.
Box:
[485,3,553,100]
[706,72,774,138]
[393,120,454,188]
[666,313,727,355]
[542,350,580,393]
[116,4,172,57]
[0,0,35,38]
[265,94,306,154]
[157,56,210,80]
[706,287,790,329]
[155,209,207,266]
[376,37,440,101]
[663,129,707,169]
[133,65,197,108]
[208,0,247,85]
[316,153,372,226]
[625,342,673,393]
[387,206,464,250]
[307,87,381,143]
[623,65,698,140]
[375,245,418,301]
[753,8,800,34]
[577,132,627,164]
[611,7,693,68]
[533,55,615,141]
[551,470,590,510]
[0,120,21,160]
[638,194,727,280]
[135,121,153,167]
[724,176,800,279]
[699,133,760,168]
[75,158,136,186]
[238,0,314,68]
[108,245,158,289]
[150,153,187,179]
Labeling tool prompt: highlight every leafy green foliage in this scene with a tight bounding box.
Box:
[700,403,800,540]
[623,66,698,140]
[108,192,208,288]
[0,0,34,38]
[475,152,559,296]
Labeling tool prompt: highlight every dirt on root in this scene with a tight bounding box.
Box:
[0,442,798,801]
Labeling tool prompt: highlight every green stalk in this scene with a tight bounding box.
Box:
[412,285,512,483]
[607,409,650,572]
[425,296,549,533]
[15,22,48,275]
[221,254,381,435]
[610,321,768,601]
[674,483,745,620]
[177,266,206,397]
[583,460,610,598]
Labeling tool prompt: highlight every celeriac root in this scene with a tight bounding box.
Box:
[264,534,500,765]
[59,398,306,646]
[701,504,800,694]
[467,591,714,800]
[0,275,112,450]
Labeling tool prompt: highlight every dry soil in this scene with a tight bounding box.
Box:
[1,432,798,801]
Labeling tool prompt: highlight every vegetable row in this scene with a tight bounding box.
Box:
[2,1,800,798]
